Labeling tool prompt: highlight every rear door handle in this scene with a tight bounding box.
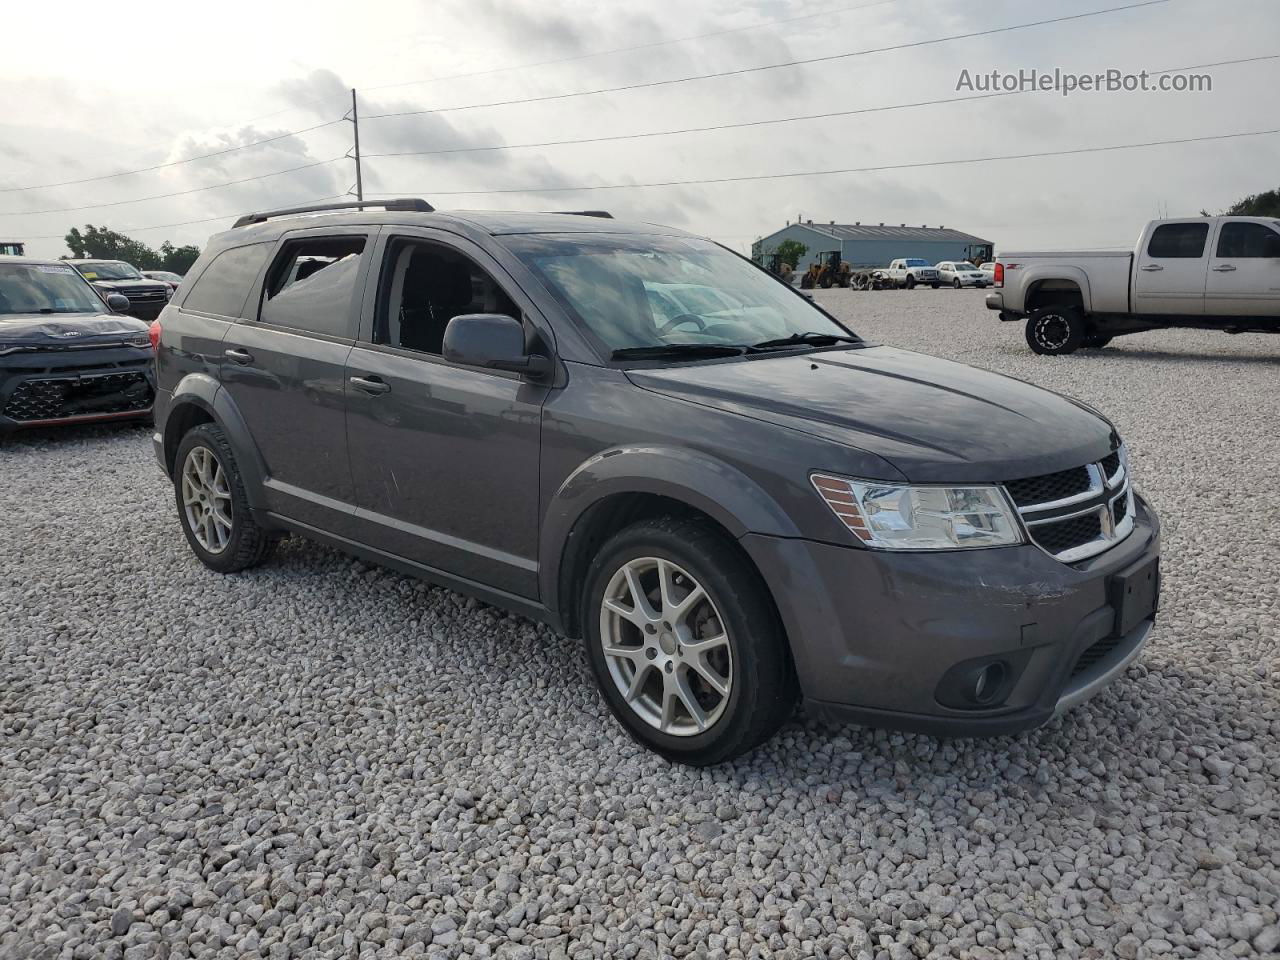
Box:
[224,348,254,364]
[350,375,391,396]
[1139,264,1164,272]
[1212,264,1237,272]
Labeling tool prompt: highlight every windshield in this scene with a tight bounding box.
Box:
[505,234,854,355]
[0,262,104,315]
[75,261,142,281]
[904,259,931,267]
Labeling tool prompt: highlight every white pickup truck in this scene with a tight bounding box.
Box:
[986,217,1280,354]
[885,258,941,289]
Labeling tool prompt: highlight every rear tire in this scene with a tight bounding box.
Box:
[1026,306,1086,355]
[174,423,276,573]
[904,276,916,289]
[582,517,797,765]
[953,278,962,289]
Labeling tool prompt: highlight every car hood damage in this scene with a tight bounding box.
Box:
[626,345,1116,483]
[0,312,151,353]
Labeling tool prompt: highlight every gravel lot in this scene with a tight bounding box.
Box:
[2,290,1278,960]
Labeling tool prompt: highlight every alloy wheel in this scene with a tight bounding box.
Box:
[181,445,233,554]
[598,557,733,736]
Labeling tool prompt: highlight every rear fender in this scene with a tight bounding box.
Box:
[1023,266,1093,313]
[166,374,269,510]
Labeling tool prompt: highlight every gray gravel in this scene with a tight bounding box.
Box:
[2,289,1278,960]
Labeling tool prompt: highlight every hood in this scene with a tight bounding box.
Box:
[625,345,1116,483]
[90,278,168,293]
[0,312,150,351]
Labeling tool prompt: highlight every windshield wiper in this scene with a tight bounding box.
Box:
[749,331,862,351]
[611,343,746,361]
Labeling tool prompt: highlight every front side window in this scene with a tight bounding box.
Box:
[1216,222,1280,259]
[182,243,271,319]
[1147,223,1209,259]
[74,261,142,281]
[376,238,519,355]
[504,234,853,355]
[903,259,931,267]
[0,262,104,315]
[259,237,366,338]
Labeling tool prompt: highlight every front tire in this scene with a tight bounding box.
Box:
[1026,306,1086,355]
[930,282,940,289]
[174,423,275,573]
[904,276,917,289]
[582,518,796,765]
[953,278,962,289]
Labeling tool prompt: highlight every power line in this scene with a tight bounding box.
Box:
[364,53,1278,161]
[0,157,345,217]
[361,0,905,94]
[369,127,1280,197]
[0,120,345,194]
[22,195,349,241]
[363,0,1170,120]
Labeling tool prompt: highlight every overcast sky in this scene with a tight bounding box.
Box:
[2,0,1277,261]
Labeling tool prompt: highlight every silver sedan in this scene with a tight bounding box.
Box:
[936,261,990,288]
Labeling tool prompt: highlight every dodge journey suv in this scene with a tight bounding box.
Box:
[152,199,1160,765]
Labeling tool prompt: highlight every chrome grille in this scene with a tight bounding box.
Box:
[1005,446,1134,563]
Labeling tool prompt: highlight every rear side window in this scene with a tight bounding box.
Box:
[259,237,366,338]
[181,244,270,318]
[1147,223,1209,259]
[1216,222,1280,259]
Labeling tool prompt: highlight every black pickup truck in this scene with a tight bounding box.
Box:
[67,259,171,321]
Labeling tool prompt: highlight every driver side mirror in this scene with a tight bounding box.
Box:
[105,293,131,313]
[443,313,551,378]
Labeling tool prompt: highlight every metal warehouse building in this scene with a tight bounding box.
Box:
[752,220,993,270]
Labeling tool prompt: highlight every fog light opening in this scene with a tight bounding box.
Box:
[970,662,1008,705]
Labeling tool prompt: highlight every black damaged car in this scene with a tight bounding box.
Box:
[0,258,155,434]
[67,259,171,321]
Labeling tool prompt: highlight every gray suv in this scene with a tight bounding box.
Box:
[151,199,1160,765]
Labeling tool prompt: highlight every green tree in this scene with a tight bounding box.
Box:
[774,239,808,269]
[1201,187,1280,218]
[158,240,201,275]
[63,225,200,274]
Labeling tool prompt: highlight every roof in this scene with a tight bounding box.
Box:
[211,204,694,249]
[773,222,991,245]
[0,256,71,267]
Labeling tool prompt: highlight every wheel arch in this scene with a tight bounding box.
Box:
[542,446,801,638]
[163,374,269,509]
[1024,268,1092,313]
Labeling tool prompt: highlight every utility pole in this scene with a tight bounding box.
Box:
[347,88,364,204]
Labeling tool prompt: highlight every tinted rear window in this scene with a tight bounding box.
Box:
[182,244,271,318]
[1147,223,1209,259]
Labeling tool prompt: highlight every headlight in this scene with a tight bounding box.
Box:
[811,474,1024,550]
[164,285,174,300]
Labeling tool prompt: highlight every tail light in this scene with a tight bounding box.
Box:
[993,262,1004,287]
[148,319,162,350]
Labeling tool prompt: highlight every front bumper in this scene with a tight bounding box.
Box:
[0,344,155,434]
[742,495,1160,737]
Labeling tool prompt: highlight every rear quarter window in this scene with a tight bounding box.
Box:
[181,243,271,318]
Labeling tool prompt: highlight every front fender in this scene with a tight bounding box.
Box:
[1022,265,1093,313]
[539,444,803,622]
[165,374,270,510]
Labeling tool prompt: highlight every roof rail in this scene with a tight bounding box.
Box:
[232,198,435,229]
[549,210,613,219]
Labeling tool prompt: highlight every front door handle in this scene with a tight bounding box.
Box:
[224,348,254,364]
[1212,264,1237,272]
[350,375,391,396]
[1139,264,1164,272]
